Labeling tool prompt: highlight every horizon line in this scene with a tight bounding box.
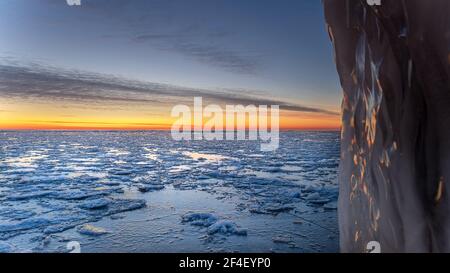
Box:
[0,128,341,132]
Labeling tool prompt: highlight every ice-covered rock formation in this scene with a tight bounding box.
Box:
[323,0,450,252]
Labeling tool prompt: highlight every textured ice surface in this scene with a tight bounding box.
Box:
[182,212,219,227]
[79,198,110,210]
[77,224,109,236]
[0,131,339,252]
[207,220,247,236]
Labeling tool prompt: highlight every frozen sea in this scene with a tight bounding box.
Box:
[0,131,340,253]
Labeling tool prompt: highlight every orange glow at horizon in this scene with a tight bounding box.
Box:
[0,114,341,131]
[0,99,341,131]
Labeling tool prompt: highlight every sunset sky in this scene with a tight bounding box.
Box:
[0,0,341,130]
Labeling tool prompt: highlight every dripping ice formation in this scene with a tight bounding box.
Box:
[324,0,450,252]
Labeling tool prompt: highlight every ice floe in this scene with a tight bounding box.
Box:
[137,184,165,193]
[181,212,247,237]
[207,220,247,236]
[0,242,15,253]
[0,131,339,252]
[182,212,218,227]
[79,198,110,210]
[77,224,109,236]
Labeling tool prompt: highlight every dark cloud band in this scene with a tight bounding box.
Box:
[0,60,338,116]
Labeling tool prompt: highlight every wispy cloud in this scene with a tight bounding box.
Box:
[133,33,261,75]
[74,0,263,75]
[0,59,338,116]
[171,42,261,75]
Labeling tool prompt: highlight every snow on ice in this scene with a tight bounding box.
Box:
[0,131,339,252]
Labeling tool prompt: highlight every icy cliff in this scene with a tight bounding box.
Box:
[324,0,450,252]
